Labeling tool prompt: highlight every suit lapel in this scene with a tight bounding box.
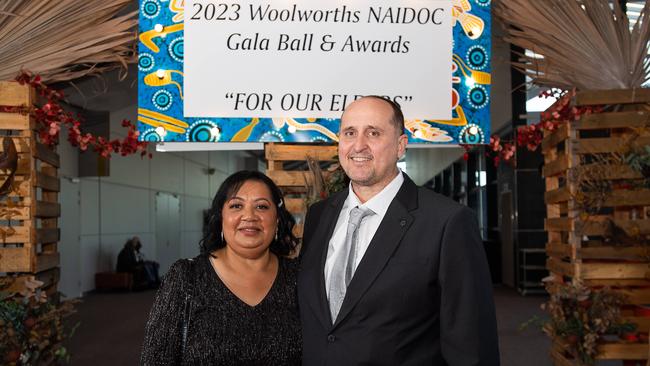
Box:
[333,176,418,329]
[303,190,348,329]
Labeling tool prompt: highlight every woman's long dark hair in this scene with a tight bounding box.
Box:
[199,170,298,256]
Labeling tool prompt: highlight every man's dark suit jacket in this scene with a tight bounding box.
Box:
[298,175,500,365]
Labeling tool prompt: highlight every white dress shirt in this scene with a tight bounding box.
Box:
[324,171,405,294]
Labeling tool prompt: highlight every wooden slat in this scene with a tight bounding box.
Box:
[614,219,650,236]
[573,136,650,154]
[583,278,650,287]
[579,164,642,180]
[267,170,331,187]
[581,261,650,280]
[553,338,649,360]
[549,349,574,366]
[0,137,32,153]
[0,113,31,130]
[548,281,650,305]
[267,161,283,170]
[285,198,305,214]
[268,170,311,187]
[626,316,650,333]
[603,189,650,207]
[41,241,58,253]
[34,143,60,167]
[615,287,650,305]
[541,124,569,152]
[0,206,30,220]
[36,267,60,288]
[544,186,571,204]
[3,177,31,197]
[548,241,650,261]
[34,201,60,218]
[0,81,32,107]
[36,228,59,243]
[580,245,650,260]
[546,242,570,259]
[596,342,649,359]
[575,88,650,106]
[546,257,574,277]
[542,154,569,177]
[0,246,32,272]
[11,154,31,175]
[581,218,650,237]
[0,225,30,243]
[265,144,338,161]
[35,171,60,192]
[576,110,650,130]
[35,252,59,272]
[545,217,573,231]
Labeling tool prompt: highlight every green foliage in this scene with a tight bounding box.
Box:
[0,278,78,365]
[624,145,650,187]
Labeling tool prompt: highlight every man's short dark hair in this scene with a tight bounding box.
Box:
[365,95,405,135]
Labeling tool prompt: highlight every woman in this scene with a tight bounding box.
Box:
[141,171,301,365]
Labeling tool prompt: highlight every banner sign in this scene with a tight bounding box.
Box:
[138,0,491,144]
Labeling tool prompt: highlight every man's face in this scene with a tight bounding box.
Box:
[338,98,407,192]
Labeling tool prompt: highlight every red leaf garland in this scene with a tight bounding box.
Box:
[8,72,150,159]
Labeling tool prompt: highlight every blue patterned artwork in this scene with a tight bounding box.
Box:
[138,0,491,144]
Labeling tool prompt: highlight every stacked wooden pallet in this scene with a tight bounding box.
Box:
[265,143,338,239]
[0,81,60,295]
[542,89,650,364]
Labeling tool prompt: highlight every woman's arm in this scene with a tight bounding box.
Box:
[141,260,191,365]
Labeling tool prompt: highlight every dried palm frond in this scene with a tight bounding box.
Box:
[495,0,650,90]
[0,0,137,83]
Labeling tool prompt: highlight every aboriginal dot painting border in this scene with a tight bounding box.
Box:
[138,0,491,144]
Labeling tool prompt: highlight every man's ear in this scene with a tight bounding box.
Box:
[397,133,408,159]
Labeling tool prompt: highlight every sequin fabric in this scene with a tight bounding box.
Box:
[141,253,301,365]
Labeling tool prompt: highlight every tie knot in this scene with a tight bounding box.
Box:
[349,206,373,226]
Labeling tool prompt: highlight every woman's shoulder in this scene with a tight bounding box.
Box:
[279,255,299,274]
[164,254,207,282]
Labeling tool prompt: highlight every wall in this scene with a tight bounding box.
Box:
[404,147,465,185]
[57,103,249,298]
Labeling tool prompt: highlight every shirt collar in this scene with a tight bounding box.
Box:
[346,170,404,217]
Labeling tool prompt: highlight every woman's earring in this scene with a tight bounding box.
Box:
[221,231,224,243]
[275,229,278,241]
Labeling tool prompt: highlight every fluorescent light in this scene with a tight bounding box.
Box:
[406,144,464,148]
[156,142,264,152]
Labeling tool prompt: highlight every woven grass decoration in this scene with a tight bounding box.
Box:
[496,0,650,90]
[0,0,137,83]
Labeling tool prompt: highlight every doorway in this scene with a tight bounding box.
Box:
[155,192,181,275]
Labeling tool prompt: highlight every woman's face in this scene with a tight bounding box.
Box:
[221,180,278,258]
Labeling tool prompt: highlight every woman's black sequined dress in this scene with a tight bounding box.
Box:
[141,254,301,365]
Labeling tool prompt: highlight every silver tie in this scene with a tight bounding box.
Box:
[328,206,374,322]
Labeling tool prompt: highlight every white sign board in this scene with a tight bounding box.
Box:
[184,0,452,120]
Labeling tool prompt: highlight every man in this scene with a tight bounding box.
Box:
[298,96,500,365]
